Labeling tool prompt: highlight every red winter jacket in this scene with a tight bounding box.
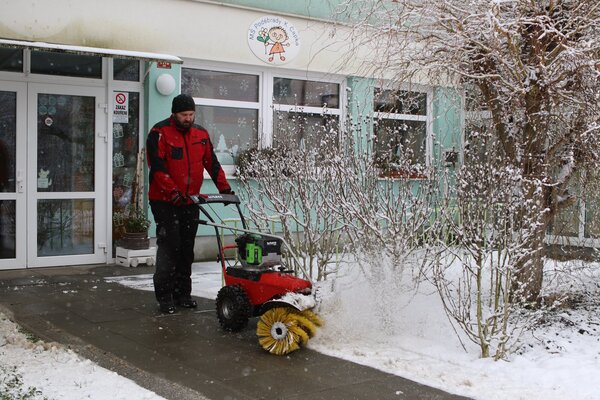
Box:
[146,117,231,203]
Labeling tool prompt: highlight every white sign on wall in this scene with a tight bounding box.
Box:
[248,16,300,65]
[113,92,129,123]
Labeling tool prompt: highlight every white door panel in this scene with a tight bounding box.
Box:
[27,84,107,268]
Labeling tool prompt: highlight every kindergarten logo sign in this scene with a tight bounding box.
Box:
[248,16,300,65]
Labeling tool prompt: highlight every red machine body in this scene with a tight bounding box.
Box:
[196,194,317,335]
[224,269,312,307]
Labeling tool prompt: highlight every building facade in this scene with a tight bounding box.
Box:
[1,0,591,269]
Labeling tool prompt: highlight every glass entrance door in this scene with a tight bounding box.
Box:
[0,82,108,269]
[27,84,107,267]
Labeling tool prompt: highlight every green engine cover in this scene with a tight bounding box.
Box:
[245,241,263,264]
[235,233,282,267]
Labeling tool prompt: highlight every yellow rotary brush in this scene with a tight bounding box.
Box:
[256,307,322,355]
[297,309,323,329]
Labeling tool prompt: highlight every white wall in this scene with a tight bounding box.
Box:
[0,0,370,76]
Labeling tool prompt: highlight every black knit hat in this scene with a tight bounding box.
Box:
[171,94,195,114]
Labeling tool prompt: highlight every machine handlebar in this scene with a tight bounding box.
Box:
[191,193,240,205]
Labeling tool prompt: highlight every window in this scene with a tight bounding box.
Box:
[272,77,340,150]
[31,51,102,79]
[112,92,141,253]
[181,66,345,168]
[373,88,429,177]
[584,201,600,239]
[548,201,581,238]
[273,111,339,150]
[113,59,140,81]
[273,78,339,108]
[0,48,23,72]
[112,92,141,201]
[182,69,259,166]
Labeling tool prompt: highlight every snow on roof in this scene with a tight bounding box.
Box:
[0,37,182,64]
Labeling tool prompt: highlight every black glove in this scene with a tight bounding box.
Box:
[220,189,235,195]
[170,191,188,206]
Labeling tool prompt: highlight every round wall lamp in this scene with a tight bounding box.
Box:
[156,73,176,96]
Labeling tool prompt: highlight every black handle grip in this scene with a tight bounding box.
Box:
[191,194,240,205]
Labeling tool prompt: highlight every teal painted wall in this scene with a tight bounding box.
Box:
[344,77,463,203]
[215,0,382,23]
[144,62,180,236]
[431,87,461,209]
[346,76,375,151]
[432,87,462,167]
[345,77,464,166]
[145,63,181,130]
[143,62,241,236]
[142,71,463,242]
[216,0,344,20]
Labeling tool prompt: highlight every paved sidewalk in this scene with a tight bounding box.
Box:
[0,265,471,400]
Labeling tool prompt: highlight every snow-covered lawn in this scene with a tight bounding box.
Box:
[0,313,165,400]
[309,258,600,400]
[1,258,598,399]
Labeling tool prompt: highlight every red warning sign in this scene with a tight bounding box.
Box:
[115,92,127,105]
[113,92,129,123]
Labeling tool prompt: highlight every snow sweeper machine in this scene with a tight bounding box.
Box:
[193,193,323,356]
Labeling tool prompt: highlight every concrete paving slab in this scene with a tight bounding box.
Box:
[0,265,472,400]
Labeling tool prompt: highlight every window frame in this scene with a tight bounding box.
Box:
[180,60,347,174]
[270,74,344,150]
[372,84,433,179]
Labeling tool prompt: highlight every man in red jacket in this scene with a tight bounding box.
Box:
[147,94,233,314]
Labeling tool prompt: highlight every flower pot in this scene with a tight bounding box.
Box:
[120,231,150,250]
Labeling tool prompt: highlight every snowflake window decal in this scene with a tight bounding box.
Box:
[218,85,229,97]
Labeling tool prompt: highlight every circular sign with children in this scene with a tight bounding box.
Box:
[248,16,300,65]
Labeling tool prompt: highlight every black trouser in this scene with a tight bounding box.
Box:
[150,201,199,304]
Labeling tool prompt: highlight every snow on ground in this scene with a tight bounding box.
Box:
[108,259,600,400]
[2,258,598,400]
[309,258,600,400]
[0,313,165,400]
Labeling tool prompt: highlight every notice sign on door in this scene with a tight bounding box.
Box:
[113,92,129,123]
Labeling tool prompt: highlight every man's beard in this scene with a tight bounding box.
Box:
[175,118,194,130]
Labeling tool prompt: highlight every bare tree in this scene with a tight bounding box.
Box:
[430,129,546,358]
[235,116,436,286]
[236,127,349,282]
[337,0,600,302]
[327,129,436,275]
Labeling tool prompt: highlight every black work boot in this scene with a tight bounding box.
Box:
[175,297,197,308]
[158,299,176,314]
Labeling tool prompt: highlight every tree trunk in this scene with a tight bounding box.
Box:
[511,229,545,304]
[511,177,552,304]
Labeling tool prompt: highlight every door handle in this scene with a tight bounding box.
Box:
[16,170,24,193]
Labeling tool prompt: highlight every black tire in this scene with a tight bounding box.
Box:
[216,285,252,332]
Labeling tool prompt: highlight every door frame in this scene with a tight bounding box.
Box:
[26,83,108,268]
[0,81,27,269]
